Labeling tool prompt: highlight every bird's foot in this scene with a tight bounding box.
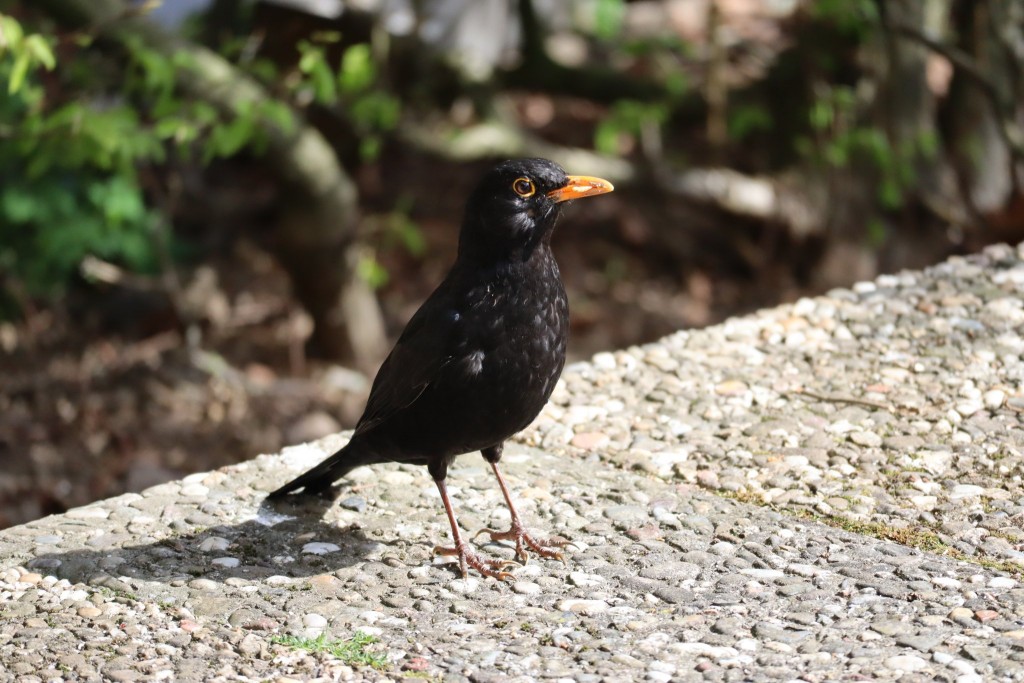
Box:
[433,541,519,581]
[473,521,571,565]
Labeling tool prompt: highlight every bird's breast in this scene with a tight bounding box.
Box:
[446,251,569,436]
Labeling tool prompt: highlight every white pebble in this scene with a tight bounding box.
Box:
[65,507,110,520]
[198,537,230,552]
[568,572,604,587]
[785,563,817,577]
[741,568,785,580]
[669,643,739,659]
[949,484,984,500]
[358,610,386,623]
[448,578,479,594]
[886,654,927,672]
[910,495,937,510]
[983,389,1006,409]
[302,542,341,555]
[955,400,983,417]
[826,420,856,434]
[302,613,328,628]
[355,626,383,637]
[557,599,608,615]
[264,575,293,586]
[513,581,541,595]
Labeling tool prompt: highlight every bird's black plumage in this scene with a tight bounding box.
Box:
[267,158,613,578]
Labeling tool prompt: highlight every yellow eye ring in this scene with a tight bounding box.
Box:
[512,177,535,197]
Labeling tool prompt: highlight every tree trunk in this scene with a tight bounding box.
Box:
[944,0,1024,220]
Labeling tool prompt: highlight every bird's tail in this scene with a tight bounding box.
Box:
[266,438,376,499]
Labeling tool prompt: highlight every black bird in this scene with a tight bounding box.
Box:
[268,158,613,579]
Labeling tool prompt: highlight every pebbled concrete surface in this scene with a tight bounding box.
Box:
[2,243,1024,681]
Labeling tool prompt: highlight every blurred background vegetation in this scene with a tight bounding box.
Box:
[1,0,1022,527]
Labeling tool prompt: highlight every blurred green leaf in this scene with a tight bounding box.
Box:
[339,44,375,93]
[8,50,28,93]
[866,218,888,246]
[24,35,55,70]
[350,91,400,132]
[204,107,258,161]
[593,0,625,41]
[728,104,772,141]
[0,15,24,47]
[257,99,296,134]
[809,100,833,130]
[359,136,381,162]
[812,0,878,36]
[665,72,689,99]
[311,31,341,44]
[916,129,939,159]
[297,41,337,104]
[824,139,848,166]
[594,119,622,156]
[357,253,389,289]
[594,99,667,154]
[878,178,902,209]
[387,211,425,256]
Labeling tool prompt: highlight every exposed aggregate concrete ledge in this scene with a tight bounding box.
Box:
[2,242,1024,682]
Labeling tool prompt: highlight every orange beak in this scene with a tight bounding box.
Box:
[546,175,615,203]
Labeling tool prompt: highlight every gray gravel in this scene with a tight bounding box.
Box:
[532,241,1024,570]
[2,242,1024,681]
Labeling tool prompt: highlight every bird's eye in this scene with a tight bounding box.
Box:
[512,177,535,197]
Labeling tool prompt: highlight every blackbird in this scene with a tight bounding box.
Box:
[268,158,613,579]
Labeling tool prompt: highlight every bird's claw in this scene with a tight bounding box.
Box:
[433,543,519,581]
[472,524,571,566]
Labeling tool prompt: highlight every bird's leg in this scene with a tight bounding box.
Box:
[431,477,518,581]
[474,458,571,565]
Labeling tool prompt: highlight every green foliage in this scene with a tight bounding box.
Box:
[800,84,939,211]
[728,104,773,142]
[297,34,339,105]
[595,99,669,155]
[379,203,426,258]
[623,35,691,59]
[811,0,878,38]
[357,252,390,289]
[123,37,291,162]
[270,631,388,669]
[0,14,159,297]
[338,43,375,93]
[0,11,296,308]
[358,202,426,289]
[0,173,157,294]
[866,217,887,247]
[20,102,166,177]
[290,36,399,161]
[593,0,626,41]
[0,13,56,94]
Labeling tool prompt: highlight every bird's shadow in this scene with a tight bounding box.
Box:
[26,492,382,588]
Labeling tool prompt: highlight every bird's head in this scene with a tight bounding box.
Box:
[458,158,614,263]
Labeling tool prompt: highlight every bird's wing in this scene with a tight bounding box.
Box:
[354,283,462,437]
